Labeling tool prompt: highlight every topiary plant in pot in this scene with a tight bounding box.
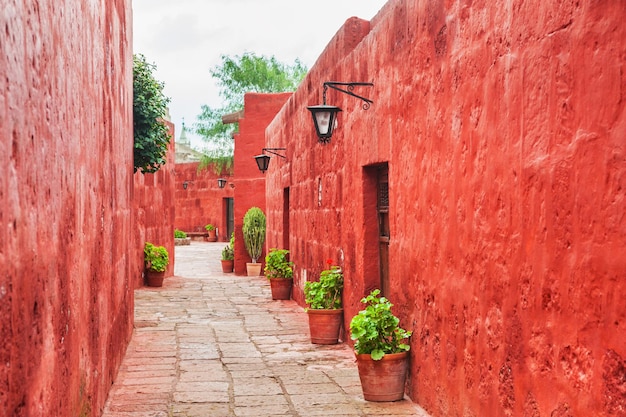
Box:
[264,248,294,300]
[304,260,344,344]
[242,207,266,276]
[349,289,412,402]
[144,242,169,287]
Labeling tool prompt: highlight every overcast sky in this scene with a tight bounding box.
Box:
[132,0,388,147]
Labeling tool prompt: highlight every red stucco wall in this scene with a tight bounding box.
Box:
[233,93,292,275]
[1,1,134,416]
[265,1,626,416]
[134,120,177,286]
[174,161,234,241]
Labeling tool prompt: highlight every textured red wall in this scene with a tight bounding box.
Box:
[133,120,177,286]
[265,1,626,416]
[1,1,134,416]
[233,93,292,275]
[174,161,234,240]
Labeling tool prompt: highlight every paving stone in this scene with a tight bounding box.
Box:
[101,243,431,417]
[170,403,232,417]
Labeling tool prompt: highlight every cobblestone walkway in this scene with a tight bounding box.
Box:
[101,242,430,417]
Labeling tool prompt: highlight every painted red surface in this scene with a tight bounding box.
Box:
[265,1,626,416]
[133,120,177,285]
[232,93,292,275]
[1,1,135,416]
[174,161,234,241]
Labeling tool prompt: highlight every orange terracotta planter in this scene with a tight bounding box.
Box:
[355,351,409,402]
[145,270,165,287]
[269,278,292,300]
[307,309,343,344]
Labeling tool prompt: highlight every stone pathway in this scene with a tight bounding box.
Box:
[101,242,431,417]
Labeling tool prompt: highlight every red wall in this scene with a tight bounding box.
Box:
[134,121,177,285]
[1,1,135,416]
[232,93,292,275]
[174,161,234,241]
[265,1,626,416]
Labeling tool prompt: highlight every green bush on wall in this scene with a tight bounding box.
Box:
[133,53,171,174]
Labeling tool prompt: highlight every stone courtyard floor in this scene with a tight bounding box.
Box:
[101,242,431,417]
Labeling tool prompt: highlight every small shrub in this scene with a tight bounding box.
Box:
[350,289,411,360]
[221,245,234,261]
[304,260,343,309]
[264,248,293,279]
[144,242,169,272]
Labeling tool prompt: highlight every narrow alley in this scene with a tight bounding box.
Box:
[101,242,430,417]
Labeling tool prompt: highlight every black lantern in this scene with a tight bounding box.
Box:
[254,154,271,173]
[183,181,189,190]
[307,82,373,144]
[306,105,341,143]
[217,178,227,188]
[254,148,286,173]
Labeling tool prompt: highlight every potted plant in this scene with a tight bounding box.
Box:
[205,224,217,242]
[304,260,344,344]
[264,248,293,300]
[349,289,412,402]
[144,242,169,287]
[221,234,234,273]
[174,229,190,246]
[242,207,266,276]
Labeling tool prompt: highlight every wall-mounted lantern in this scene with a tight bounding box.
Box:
[307,81,373,144]
[217,178,227,189]
[183,181,190,190]
[254,148,286,173]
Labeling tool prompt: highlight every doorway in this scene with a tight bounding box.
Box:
[363,163,389,296]
[225,197,234,240]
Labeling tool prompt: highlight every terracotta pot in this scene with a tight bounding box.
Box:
[355,351,409,402]
[246,262,262,276]
[221,259,234,273]
[269,277,292,300]
[145,270,165,287]
[307,309,343,344]
[206,229,217,242]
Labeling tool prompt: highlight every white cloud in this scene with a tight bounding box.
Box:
[133,0,388,147]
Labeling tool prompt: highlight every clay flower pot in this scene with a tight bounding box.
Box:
[355,351,409,401]
[246,262,262,276]
[145,270,165,287]
[269,278,292,300]
[307,309,343,344]
[221,259,234,273]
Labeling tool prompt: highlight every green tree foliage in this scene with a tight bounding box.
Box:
[133,54,171,174]
[194,53,307,173]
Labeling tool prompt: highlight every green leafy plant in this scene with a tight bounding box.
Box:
[229,232,235,248]
[264,248,293,279]
[304,259,343,309]
[205,224,215,231]
[144,242,169,272]
[133,53,171,174]
[194,53,308,173]
[350,289,412,360]
[242,207,266,263]
[221,245,234,261]
[174,229,187,238]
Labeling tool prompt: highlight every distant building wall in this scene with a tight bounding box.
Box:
[265,1,626,416]
[232,93,292,275]
[1,1,135,416]
[174,161,234,241]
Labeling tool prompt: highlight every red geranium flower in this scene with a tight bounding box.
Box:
[326,259,333,266]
